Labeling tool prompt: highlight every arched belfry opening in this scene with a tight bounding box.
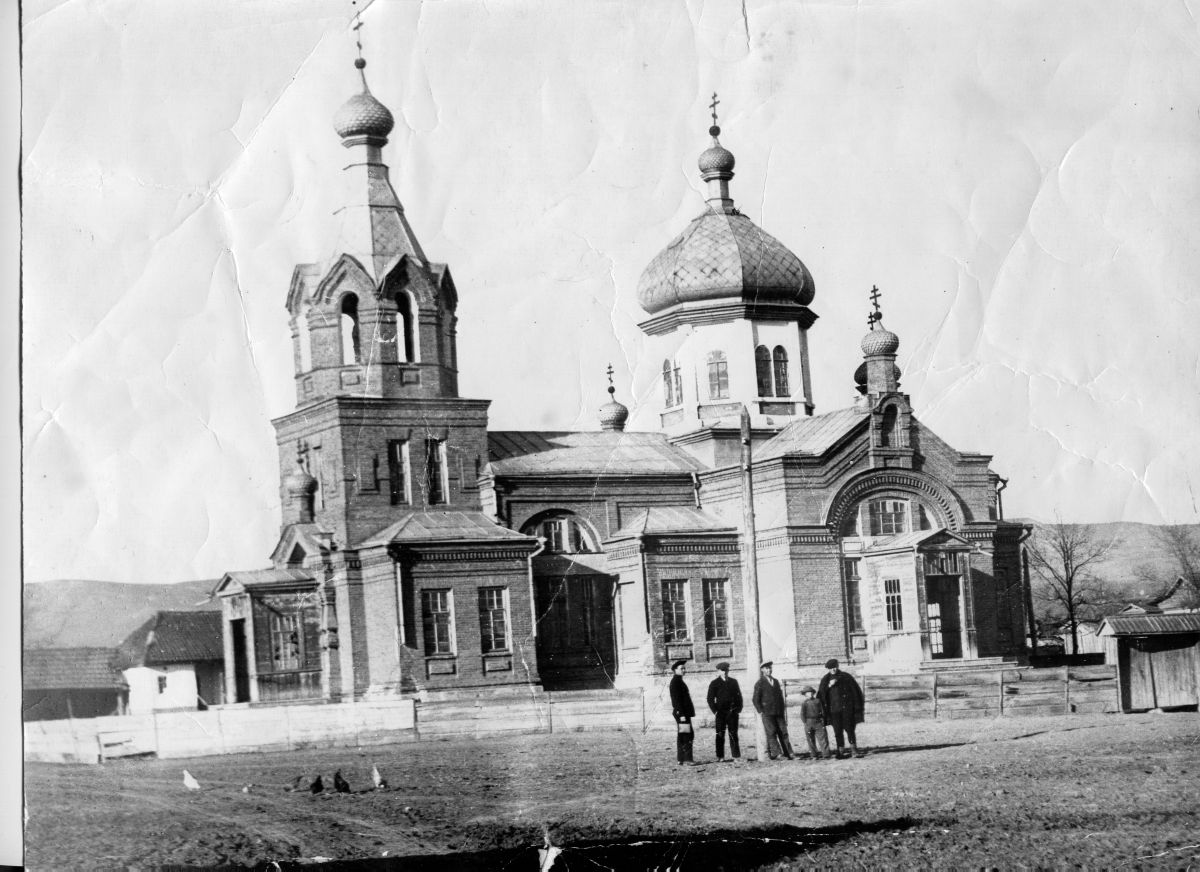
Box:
[340,293,360,366]
[397,290,418,363]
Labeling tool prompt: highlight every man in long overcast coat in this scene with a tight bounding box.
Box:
[706,661,742,761]
[669,659,695,764]
[752,661,795,760]
[817,658,865,758]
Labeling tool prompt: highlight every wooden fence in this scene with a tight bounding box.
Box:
[25,667,1119,763]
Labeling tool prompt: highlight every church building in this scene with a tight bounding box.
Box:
[215,54,1031,704]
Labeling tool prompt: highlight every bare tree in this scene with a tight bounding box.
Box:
[1026,518,1119,654]
[1148,524,1200,607]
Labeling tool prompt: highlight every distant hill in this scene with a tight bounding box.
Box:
[23,579,221,649]
[1016,521,1199,604]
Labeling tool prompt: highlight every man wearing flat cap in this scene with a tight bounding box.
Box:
[669,660,696,765]
[706,662,743,762]
[752,661,794,760]
[817,658,865,758]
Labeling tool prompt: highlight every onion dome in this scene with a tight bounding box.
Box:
[698,125,735,176]
[637,211,814,315]
[599,365,629,431]
[284,468,319,497]
[333,58,394,142]
[861,322,900,356]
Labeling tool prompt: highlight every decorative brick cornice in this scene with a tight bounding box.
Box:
[651,542,740,555]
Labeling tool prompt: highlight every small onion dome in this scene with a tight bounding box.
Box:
[284,468,319,496]
[333,60,395,141]
[698,126,736,176]
[861,323,900,356]
[599,398,629,432]
[637,210,814,315]
[854,361,901,389]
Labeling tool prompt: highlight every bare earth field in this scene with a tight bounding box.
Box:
[24,711,1200,870]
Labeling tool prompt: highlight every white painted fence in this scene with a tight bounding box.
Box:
[24,699,417,764]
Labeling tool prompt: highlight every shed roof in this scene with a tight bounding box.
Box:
[359,511,535,548]
[1099,612,1200,636]
[609,506,736,540]
[24,647,126,691]
[118,611,224,667]
[488,431,703,476]
[756,406,868,461]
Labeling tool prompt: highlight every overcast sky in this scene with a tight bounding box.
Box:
[21,0,1200,585]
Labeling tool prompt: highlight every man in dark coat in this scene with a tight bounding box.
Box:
[706,662,742,761]
[751,661,794,760]
[817,658,865,758]
[669,659,696,764]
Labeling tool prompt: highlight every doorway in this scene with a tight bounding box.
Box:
[925,576,963,659]
[230,618,251,703]
[534,575,617,690]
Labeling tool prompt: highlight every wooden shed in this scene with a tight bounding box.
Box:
[1098,611,1200,712]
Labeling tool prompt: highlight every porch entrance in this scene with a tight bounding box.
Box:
[230,618,251,702]
[535,575,617,690]
[925,576,963,659]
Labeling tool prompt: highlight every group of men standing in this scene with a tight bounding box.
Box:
[668,658,865,765]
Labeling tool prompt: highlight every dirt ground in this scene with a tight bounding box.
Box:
[23,711,1200,870]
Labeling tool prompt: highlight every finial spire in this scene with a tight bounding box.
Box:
[606,362,616,396]
[709,92,721,135]
[868,285,883,327]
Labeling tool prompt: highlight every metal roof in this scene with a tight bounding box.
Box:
[488,431,703,476]
[1100,612,1200,636]
[756,407,869,461]
[610,506,736,540]
[140,611,224,665]
[24,648,127,691]
[221,568,315,589]
[359,511,535,548]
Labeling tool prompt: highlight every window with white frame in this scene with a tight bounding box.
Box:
[387,439,410,506]
[844,558,864,632]
[772,346,790,396]
[425,439,448,505]
[478,587,509,653]
[662,580,690,642]
[755,345,773,397]
[869,499,910,536]
[269,611,303,670]
[703,579,730,640]
[522,513,597,554]
[884,578,904,631]
[421,589,454,655]
[662,359,684,408]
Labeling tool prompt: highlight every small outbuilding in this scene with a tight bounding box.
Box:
[115,611,226,713]
[23,648,128,721]
[1098,610,1200,712]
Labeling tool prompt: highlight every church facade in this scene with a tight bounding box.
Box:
[215,58,1031,704]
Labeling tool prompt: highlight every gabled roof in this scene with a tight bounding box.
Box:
[117,611,224,668]
[358,511,536,548]
[24,648,126,691]
[216,567,316,595]
[609,506,736,540]
[1099,612,1200,636]
[756,406,869,461]
[488,431,704,476]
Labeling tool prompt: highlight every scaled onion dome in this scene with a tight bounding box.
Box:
[283,467,318,497]
[599,381,629,432]
[637,124,814,316]
[333,58,395,141]
[861,322,900,356]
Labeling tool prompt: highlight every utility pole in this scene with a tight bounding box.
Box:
[739,406,768,761]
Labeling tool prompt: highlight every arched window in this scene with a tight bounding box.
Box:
[772,346,790,396]
[521,511,598,554]
[707,350,729,400]
[662,359,676,407]
[755,345,773,397]
[340,294,361,366]
[397,291,417,363]
[880,404,898,447]
[297,304,312,373]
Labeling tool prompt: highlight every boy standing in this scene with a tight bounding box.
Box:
[799,686,832,760]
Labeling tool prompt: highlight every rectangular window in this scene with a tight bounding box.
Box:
[884,578,904,631]
[421,589,454,655]
[425,439,447,505]
[270,611,302,670]
[662,580,690,642]
[844,559,864,631]
[703,579,730,640]
[387,439,410,505]
[708,360,729,399]
[870,499,909,535]
[478,587,510,653]
[924,551,960,575]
